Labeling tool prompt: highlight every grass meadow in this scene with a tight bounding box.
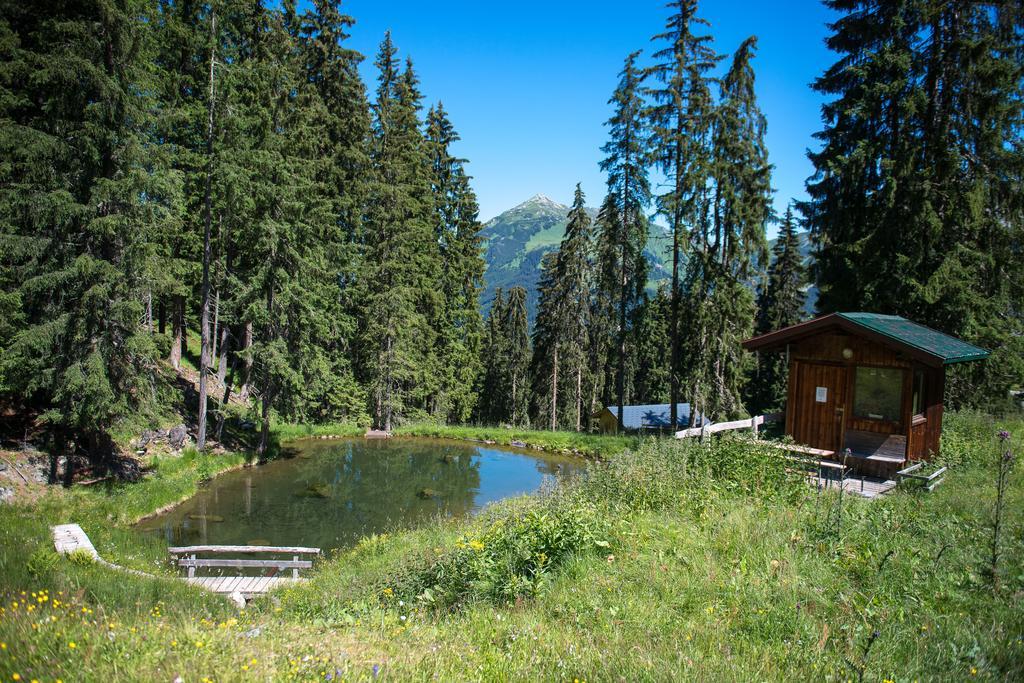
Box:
[0,412,1021,681]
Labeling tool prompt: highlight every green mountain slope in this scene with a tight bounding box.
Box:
[479,194,817,324]
[480,194,671,323]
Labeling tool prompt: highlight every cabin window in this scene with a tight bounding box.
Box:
[911,370,926,417]
[852,367,903,423]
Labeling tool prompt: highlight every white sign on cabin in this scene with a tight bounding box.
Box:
[815,386,828,403]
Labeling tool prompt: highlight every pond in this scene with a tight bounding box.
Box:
[137,437,584,553]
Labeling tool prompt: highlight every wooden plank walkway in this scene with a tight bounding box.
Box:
[186,576,300,597]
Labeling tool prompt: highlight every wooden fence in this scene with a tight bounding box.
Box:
[674,412,784,440]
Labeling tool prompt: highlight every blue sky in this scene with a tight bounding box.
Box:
[338,0,839,233]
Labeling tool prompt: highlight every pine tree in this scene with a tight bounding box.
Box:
[598,51,651,430]
[503,287,532,427]
[646,0,719,429]
[673,34,770,420]
[477,288,507,424]
[631,286,672,404]
[530,184,594,431]
[426,103,486,423]
[358,35,439,431]
[805,0,1024,405]
[750,205,806,412]
[292,0,371,423]
[0,0,181,469]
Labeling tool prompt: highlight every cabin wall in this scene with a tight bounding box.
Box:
[907,368,944,460]
[784,331,946,462]
[597,411,618,435]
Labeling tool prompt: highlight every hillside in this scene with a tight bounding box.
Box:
[480,194,671,323]
[480,194,818,323]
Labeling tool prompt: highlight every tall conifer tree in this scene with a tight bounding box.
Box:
[646,0,718,428]
[426,103,486,423]
[531,185,593,431]
[0,0,181,468]
[750,205,805,412]
[359,35,439,430]
[598,51,651,430]
[805,0,1024,404]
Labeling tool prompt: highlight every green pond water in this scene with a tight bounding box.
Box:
[137,437,584,552]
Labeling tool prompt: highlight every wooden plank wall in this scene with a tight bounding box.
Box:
[783,332,945,461]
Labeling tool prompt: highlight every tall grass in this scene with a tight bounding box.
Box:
[1,412,1021,682]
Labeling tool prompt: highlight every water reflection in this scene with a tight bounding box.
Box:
[137,438,583,552]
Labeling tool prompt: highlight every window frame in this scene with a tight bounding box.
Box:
[851,365,905,425]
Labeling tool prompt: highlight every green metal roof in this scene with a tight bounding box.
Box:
[836,313,990,365]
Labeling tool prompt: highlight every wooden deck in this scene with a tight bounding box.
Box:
[186,576,301,597]
[807,471,898,498]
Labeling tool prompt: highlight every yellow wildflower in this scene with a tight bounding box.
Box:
[68,642,76,649]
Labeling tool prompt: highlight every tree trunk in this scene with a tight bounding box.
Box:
[257,386,273,461]
[550,344,558,432]
[669,202,682,431]
[196,11,216,452]
[616,227,628,433]
[217,324,230,385]
[239,321,253,401]
[170,295,184,370]
[211,290,219,372]
[215,355,237,443]
[145,289,153,333]
[575,364,583,432]
[383,334,393,432]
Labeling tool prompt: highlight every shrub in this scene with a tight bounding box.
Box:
[388,497,611,611]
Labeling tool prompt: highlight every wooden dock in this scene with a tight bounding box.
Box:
[168,544,321,602]
[52,525,320,605]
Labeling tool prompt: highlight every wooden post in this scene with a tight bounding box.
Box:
[292,555,299,580]
[188,554,196,579]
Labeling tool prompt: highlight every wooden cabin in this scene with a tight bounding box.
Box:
[743,313,988,478]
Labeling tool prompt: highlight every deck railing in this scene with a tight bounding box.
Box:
[674,412,783,440]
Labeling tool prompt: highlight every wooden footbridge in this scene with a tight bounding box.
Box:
[53,524,319,605]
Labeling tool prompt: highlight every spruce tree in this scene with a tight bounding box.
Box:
[632,287,672,405]
[502,287,532,427]
[477,288,507,424]
[531,185,593,431]
[805,0,1024,405]
[598,51,652,430]
[750,205,806,412]
[292,0,371,423]
[426,103,486,423]
[646,0,719,429]
[0,0,181,467]
[358,35,439,430]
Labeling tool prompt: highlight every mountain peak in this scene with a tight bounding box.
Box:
[516,193,566,210]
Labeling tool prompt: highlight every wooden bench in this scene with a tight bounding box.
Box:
[168,545,321,600]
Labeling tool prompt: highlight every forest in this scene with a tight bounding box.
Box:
[1,0,1021,465]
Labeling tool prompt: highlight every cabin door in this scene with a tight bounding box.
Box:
[790,362,847,453]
